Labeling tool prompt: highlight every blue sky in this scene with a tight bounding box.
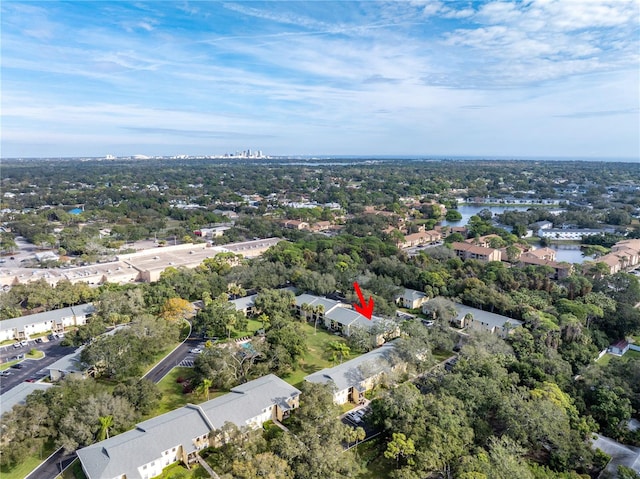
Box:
[1,1,639,159]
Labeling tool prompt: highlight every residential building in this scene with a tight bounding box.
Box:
[77,375,300,479]
[396,230,441,249]
[593,239,640,275]
[517,256,573,279]
[396,288,428,310]
[230,294,258,316]
[521,247,556,261]
[282,220,309,230]
[464,234,502,248]
[0,303,95,342]
[537,228,605,240]
[305,342,402,405]
[47,347,90,381]
[608,339,630,356]
[0,382,53,417]
[448,304,523,337]
[294,293,399,344]
[451,242,502,262]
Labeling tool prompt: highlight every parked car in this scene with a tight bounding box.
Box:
[25,377,38,383]
[35,338,43,343]
[19,340,28,346]
[13,343,21,349]
[189,348,203,354]
[0,370,12,376]
[10,363,24,369]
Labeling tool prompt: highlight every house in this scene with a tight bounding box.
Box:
[0,303,95,342]
[305,342,402,405]
[311,221,332,232]
[436,225,468,238]
[608,339,630,356]
[396,288,428,310]
[451,242,501,262]
[450,304,523,337]
[77,375,300,479]
[282,220,309,230]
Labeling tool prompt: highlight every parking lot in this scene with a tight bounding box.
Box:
[0,336,73,394]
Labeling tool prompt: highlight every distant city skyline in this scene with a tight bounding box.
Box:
[1,1,639,159]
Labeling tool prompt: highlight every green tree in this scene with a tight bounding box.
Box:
[97,415,113,441]
[384,432,416,468]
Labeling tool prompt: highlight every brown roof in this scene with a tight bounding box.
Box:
[452,242,498,256]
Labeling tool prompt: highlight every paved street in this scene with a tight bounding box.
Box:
[144,337,202,383]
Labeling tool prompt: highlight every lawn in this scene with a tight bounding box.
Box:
[597,349,640,367]
[233,318,264,339]
[0,442,57,479]
[153,367,199,415]
[283,322,350,387]
[152,367,226,417]
[154,462,211,479]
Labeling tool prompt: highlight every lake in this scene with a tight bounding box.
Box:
[441,205,591,264]
[530,242,593,264]
[441,204,533,226]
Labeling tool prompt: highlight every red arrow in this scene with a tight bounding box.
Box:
[353,281,374,320]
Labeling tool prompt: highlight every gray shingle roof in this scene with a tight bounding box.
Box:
[295,294,341,313]
[0,303,95,332]
[304,342,399,392]
[77,374,300,479]
[454,304,523,330]
[229,294,257,311]
[0,382,52,417]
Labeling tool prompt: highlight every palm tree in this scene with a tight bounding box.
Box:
[300,303,312,322]
[227,283,246,300]
[327,341,350,364]
[98,415,113,441]
[258,313,270,330]
[197,378,213,401]
[313,304,325,334]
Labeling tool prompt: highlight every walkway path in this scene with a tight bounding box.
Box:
[196,456,220,479]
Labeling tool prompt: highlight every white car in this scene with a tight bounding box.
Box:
[189,348,203,354]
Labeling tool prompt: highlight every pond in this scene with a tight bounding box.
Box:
[530,242,594,264]
[441,205,592,264]
[441,205,534,226]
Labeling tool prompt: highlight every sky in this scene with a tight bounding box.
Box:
[1,1,639,159]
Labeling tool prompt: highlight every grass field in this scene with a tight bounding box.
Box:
[0,442,57,479]
[153,462,211,479]
[152,367,226,416]
[233,318,264,338]
[597,349,640,367]
[283,322,350,387]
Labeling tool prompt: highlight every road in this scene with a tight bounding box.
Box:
[25,450,76,479]
[144,336,203,383]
